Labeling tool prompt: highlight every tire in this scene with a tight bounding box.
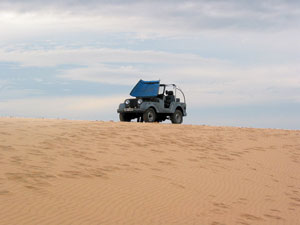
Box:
[171,109,183,124]
[119,113,131,122]
[143,108,156,123]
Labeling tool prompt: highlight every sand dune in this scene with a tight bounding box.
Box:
[0,117,299,225]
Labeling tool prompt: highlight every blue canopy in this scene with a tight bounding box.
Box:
[130,80,160,97]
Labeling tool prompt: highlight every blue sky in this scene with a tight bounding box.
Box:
[0,0,299,129]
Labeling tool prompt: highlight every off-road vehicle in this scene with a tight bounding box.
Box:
[117,80,187,124]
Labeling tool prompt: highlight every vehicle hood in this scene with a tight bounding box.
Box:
[130,79,160,97]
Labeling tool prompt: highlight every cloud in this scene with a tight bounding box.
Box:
[0,80,9,94]
[0,0,300,41]
[0,46,299,107]
[0,47,214,67]
[0,96,124,120]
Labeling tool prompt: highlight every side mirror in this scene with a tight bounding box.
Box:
[176,98,180,102]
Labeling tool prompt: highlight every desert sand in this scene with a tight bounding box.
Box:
[0,117,299,225]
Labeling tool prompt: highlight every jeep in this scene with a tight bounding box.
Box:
[117,80,187,124]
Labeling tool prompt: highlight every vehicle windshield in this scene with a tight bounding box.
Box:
[158,85,165,95]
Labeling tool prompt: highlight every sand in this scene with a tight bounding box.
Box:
[0,117,299,225]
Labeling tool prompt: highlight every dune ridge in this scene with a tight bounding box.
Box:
[0,117,299,225]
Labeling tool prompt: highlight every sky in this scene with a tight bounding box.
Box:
[0,0,299,129]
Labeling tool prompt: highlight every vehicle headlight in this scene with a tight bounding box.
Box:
[137,99,143,104]
[125,99,130,105]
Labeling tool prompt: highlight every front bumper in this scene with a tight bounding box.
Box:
[117,108,144,113]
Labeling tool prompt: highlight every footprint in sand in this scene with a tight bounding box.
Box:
[240,213,264,222]
[0,190,10,195]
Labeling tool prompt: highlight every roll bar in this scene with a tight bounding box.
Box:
[160,84,186,104]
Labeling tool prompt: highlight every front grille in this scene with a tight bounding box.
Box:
[126,99,138,108]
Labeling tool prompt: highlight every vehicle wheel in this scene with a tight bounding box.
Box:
[171,109,183,124]
[119,113,131,122]
[143,108,156,123]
